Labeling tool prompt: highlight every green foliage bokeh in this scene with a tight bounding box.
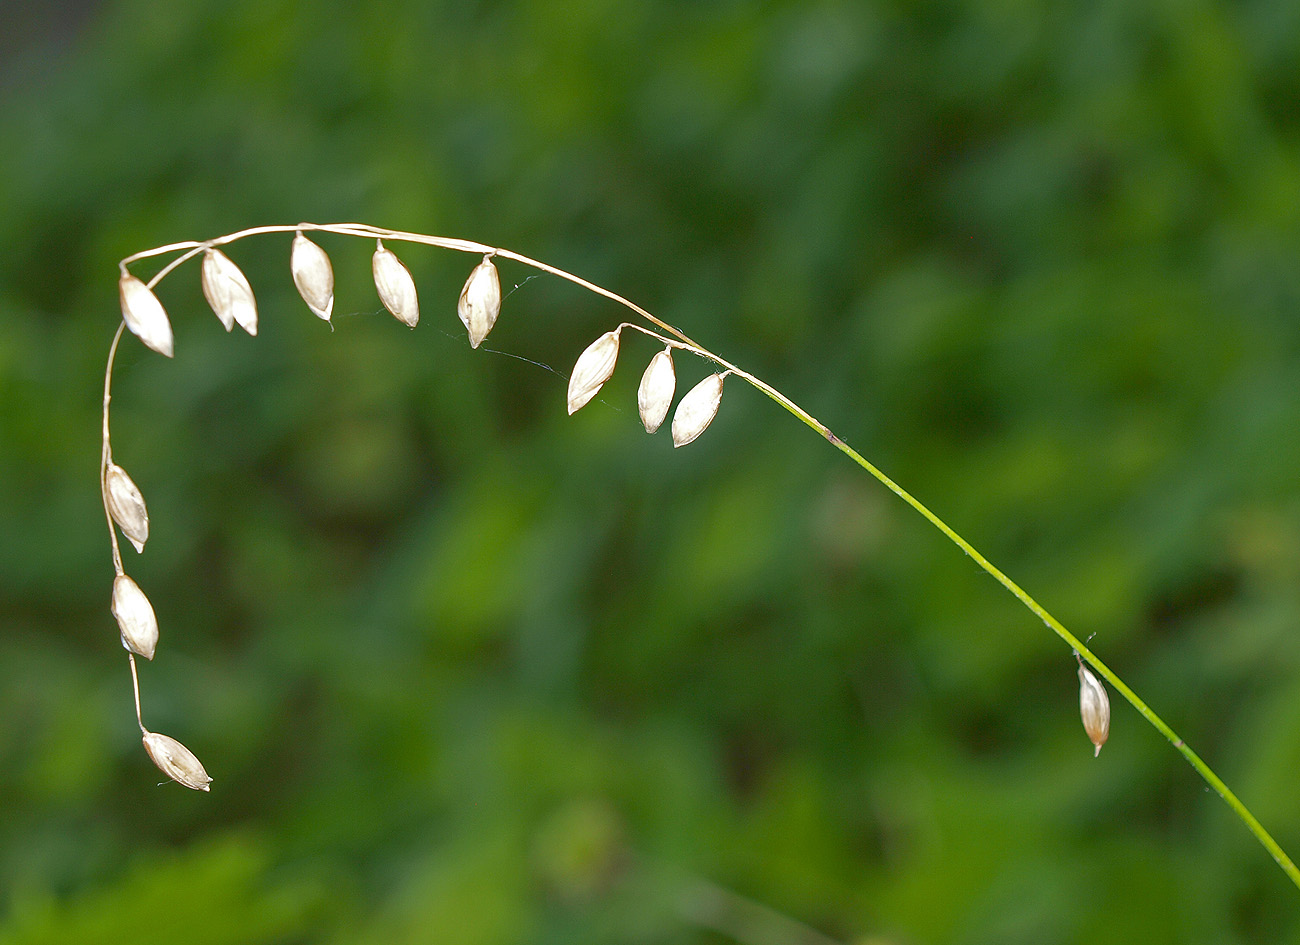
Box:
[1,1,1300,942]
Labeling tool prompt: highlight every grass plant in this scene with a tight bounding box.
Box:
[102,221,1300,892]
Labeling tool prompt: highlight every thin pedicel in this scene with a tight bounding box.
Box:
[101,222,1300,891]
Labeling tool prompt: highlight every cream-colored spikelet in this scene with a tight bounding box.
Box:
[671,373,725,447]
[111,573,158,661]
[638,347,675,434]
[200,248,258,336]
[118,274,174,358]
[1078,663,1110,757]
[567,330,622,414]
[142,731,212,791]
[290,232,334,322]
[372,239,419,327]
[458,255,501,348]
[104,463,149,553]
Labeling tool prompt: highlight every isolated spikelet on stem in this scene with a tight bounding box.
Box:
[1077,657,1110,757]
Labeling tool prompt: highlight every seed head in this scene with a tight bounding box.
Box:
[118,274,174,358]
[111,573,158,661]
[458,255,501,349]
[104,463,149,553]
[142,731,212,791]
[290,233,335,322]
[200,248,258,336]
[372,240,419,327]
[1078,663,1110,757]
[637,347,676,434]
[671,373,725,447]
[567,330,622,415]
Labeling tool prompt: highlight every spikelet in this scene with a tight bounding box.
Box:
[671,374,725,447]
[111,574,158,660]
[200,248,258,335]
[104,463,149,553]
[567,330,621,415]
[372,240,419,327]
[142,731,212,791]
[290,232,334,322]
[458,255,501,348]
[118,274,174,358]
[638,347,676,434]
[1078,663,1110,757]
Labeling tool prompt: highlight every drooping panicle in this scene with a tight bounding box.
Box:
[142,731,213,791]
[372,239,419,327]
[118,274,175,358]
[567,330,622,415]
[638,347,676,434]
[457,255,501,348]
[104,463,149,553]
[111,573,158,660]
[201,248,258,335]
[671,373,725,447]
[1078,663,1110,757]
[290,232,335,322]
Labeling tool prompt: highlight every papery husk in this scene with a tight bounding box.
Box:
[119,274,175,358]
[671,373,725,447]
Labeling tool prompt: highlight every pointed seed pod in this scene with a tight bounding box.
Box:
[672,373,725,447]
[638,347,676,434]
[111,574,158,660]
[290,232,334,322]
[1078,663,1110,757]
[118,274,175,358]
[104,463,149,553]
[201,248,258,335]
[567,330,622,415]
[372,239,419,327]
[458,255,501,348]
[142,731,212,791]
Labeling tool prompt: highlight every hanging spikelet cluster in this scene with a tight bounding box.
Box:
[566,332,728,447]
[105,222,1119,793]
[106,225,743,789]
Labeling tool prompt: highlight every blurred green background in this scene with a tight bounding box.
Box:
[2,0,1300,942]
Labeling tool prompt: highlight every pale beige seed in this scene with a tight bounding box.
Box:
[372,240,419,327]
[111,573,158,661]
[290,233,334,322]
[638,347,676,434]
[118,274,175,358]
[457,255,501,349]
[201,248,258,336]
[567,330,622,415]
[142,731,212,791]
[1078,664,1110,757]
[105,463,149,553]
[671,374,725,447]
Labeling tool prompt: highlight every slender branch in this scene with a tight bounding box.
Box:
[128,653,144,733]
[109,223,1300,890]
[101,322,126,576]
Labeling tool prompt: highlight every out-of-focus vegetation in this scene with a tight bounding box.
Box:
[2,1,1300,942]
